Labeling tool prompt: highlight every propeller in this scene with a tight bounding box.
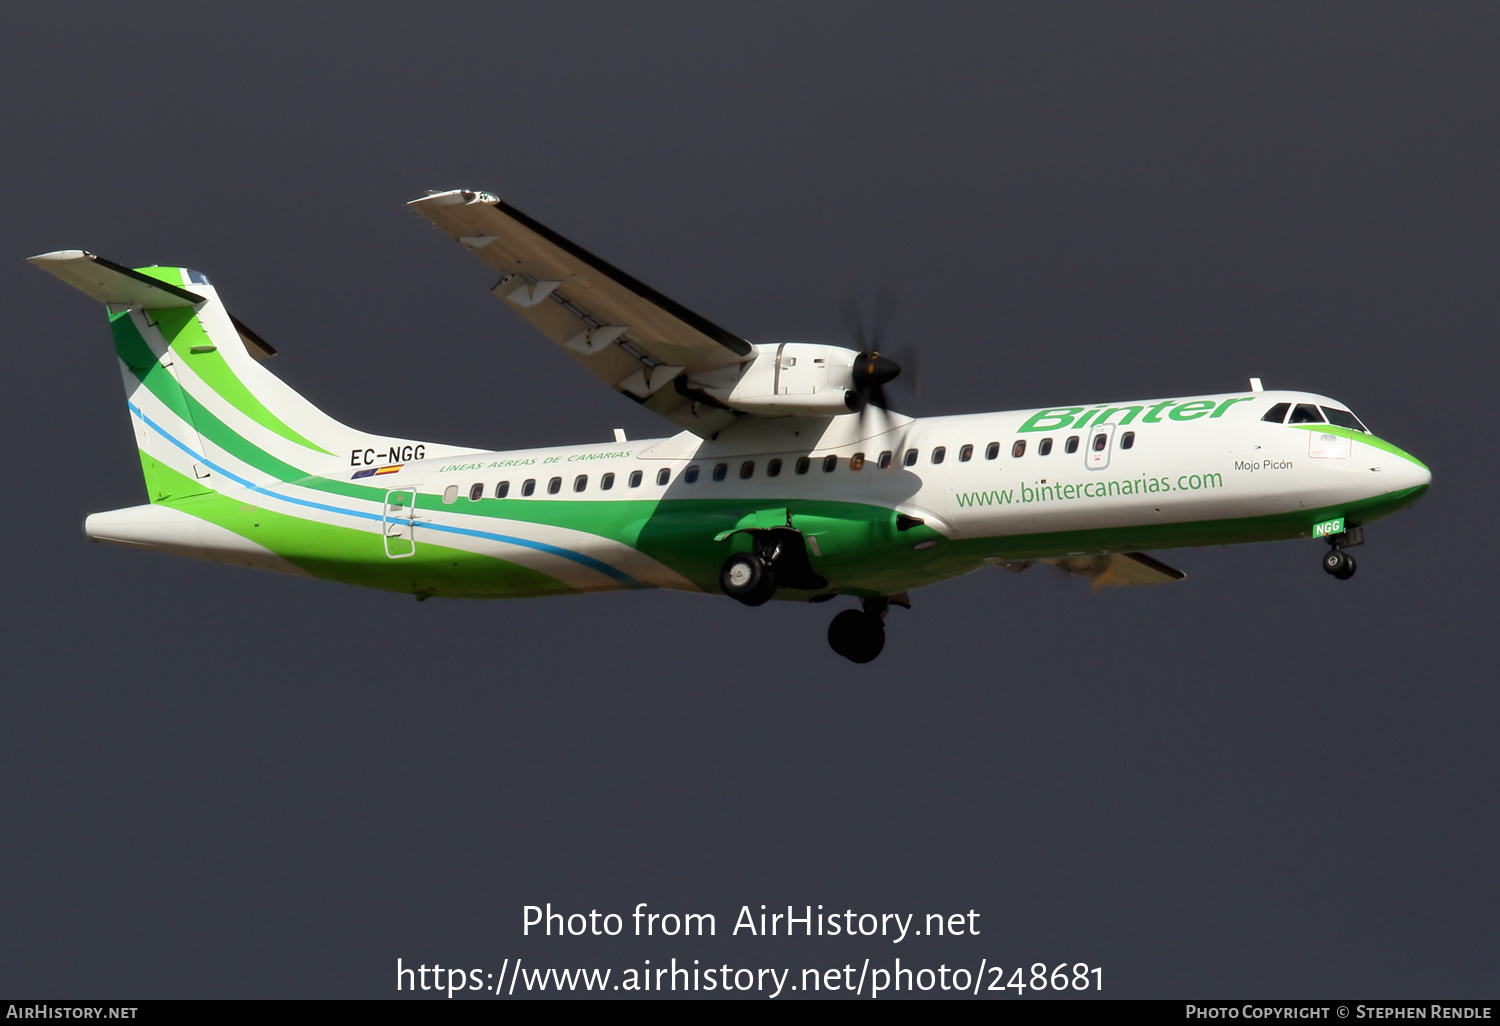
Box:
[841,286,907,420]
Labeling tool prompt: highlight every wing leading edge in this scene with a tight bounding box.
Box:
[409,189,751,436]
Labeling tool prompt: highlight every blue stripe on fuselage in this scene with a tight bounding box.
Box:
[127,401,646,589]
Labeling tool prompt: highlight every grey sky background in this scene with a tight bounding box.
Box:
[1,2,1496,997]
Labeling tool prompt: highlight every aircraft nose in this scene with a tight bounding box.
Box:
[1395,453,1431,493]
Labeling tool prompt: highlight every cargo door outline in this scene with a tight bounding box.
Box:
[1086,423,1116,470]
[383,487,422,558]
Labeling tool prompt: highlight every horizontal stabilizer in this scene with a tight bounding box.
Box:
[27,250,203,308]
[1042,551,1187,587]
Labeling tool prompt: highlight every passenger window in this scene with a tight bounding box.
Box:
[1039,438,1053,456]
[1065,435,1079,454]
[1012,440,1026,458]
[469,482,483,501]
[796,457,811,474]
[1261,402,1291,424]
[1092,432,1107,452]
[767,459,782,477]
[985,442,999,460]
[443,485,459,504]
[1120,431,1135,449]
[1289,403,1325,424]
[601,473,615,490]
[712,463,728,482]
[903,449,918,466]
[850,453,865,470]
[656,468,670,486]
[522,478,536,496]
[496,481,509,498]
[823,455,838,472]
[931,446,946,464]
[1321,406,1369,432]
[740,461,755,479]
[685,465,701,483]
[574,475,587,492]
[548,476,562,494]
[959,444,973,462]
[629,470,643,488]
[878,450,892,469]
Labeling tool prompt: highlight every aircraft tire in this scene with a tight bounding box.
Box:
[828,609,885,663]
[1322,549,1355,579]
[721,552,776,606]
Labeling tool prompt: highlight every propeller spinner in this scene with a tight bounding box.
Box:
[845,351,902,414]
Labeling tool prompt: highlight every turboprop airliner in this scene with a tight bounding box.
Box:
[31,189,1431,662]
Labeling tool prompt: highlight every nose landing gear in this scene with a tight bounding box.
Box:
[1322,548,1357,580]
[1321,526,1363,581]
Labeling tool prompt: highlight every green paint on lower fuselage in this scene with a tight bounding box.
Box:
[417,492,944,598]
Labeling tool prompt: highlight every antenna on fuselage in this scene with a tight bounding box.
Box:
[1249,377,1264,392]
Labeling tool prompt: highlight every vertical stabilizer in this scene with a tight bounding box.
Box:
[30,253,471,506]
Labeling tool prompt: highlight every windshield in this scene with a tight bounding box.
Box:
[1320,406,1369,433]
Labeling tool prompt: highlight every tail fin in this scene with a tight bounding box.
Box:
[30,251,463,504]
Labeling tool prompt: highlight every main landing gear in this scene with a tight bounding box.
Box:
[719,529,828,607]
[827,596,906,664]
[720,551,776,606]
[718,535,906,663]
[1322,526,1364,581]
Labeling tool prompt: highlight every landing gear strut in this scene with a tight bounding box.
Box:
[1322,526,1362,581]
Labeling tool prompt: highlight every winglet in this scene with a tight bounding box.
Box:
[28,250,203,308]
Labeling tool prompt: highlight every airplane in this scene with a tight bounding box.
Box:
[30,189,1431,663]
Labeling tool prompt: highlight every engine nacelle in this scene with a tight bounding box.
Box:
[688,342,858,417]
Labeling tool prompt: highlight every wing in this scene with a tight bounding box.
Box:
[408,189,750,436]
[1042,551,1188,587]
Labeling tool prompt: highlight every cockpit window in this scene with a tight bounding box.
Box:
[1288,403,1325,424]
[1261,402,1290,424]
[1321,406,1369,433]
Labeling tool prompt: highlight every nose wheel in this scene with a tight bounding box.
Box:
[1321,526,1362,581]
[1322,548,1357,580]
